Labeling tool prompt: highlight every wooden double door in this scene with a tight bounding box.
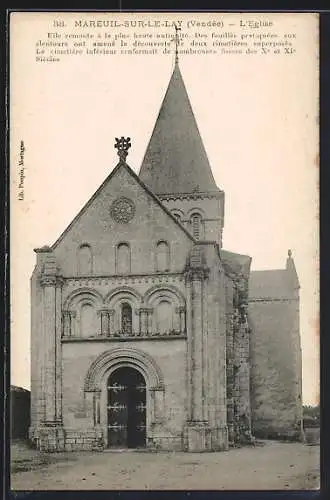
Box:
[107,367,146,448]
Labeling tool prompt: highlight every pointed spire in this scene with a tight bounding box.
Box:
[286,249,300,289]
[173,22,181,66]
[139,62,219,195]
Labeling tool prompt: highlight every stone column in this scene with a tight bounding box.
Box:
[208,297,218,432]
[70,311,76,336]
[33,250,65,451]
[55,278,64,423]
[109,309,115,336]
[184,267,210,451]
[62,311,70,337]
[232,305,241,442]
[191,270,204,421]
[62,311,71,337]
[93,391,101,425]
[40,275,57,424]
[226,310,235,444]
[202,287,209,423]
[146,308,153,336]
[62,310,76,337]
[138,308,147,336]
[182,307,186,333]
[213,270,228,450]
[185,280,193,420]
[176,306,186,334]
[99,309,110,336]
[238,304,253,443]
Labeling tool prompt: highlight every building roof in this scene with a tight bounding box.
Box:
[220,249,252,279]
[50,160,196,249]
[139,62,219,195]
[249,252,300,300]
[249,270,292,300]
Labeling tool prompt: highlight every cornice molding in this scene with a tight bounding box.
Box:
[157,191,224,202]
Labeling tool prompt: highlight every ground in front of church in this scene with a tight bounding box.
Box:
[10,439,319,491]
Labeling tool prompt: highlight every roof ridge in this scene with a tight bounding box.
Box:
[51,161,196,250]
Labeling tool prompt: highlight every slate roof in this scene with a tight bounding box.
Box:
[249,269,291,300]
[249,253,300,300]
[220,249,252,279]
[50,161,196,250]
[139,62,219,195]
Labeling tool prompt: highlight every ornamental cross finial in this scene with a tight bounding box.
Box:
[171,22,181,65]
[114,136,131,161]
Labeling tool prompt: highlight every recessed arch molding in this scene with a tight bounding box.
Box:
[84,347,164,392]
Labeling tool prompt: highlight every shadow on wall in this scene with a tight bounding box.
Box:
[11,386,31,440]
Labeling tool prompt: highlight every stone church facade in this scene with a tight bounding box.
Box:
[29,61,303,452]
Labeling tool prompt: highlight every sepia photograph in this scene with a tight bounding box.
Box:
[10,11,319,490]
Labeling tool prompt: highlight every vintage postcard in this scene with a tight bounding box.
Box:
[10,11,319,490]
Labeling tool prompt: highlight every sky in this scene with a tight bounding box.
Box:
[10,12,319,405]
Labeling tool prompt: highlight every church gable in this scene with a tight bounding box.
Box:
[52,162,194,276]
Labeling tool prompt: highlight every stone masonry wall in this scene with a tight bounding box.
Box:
[203,244,228,450]
[249,297,303,439]
[61,339,187,450]
[226,275,253,446]
[53,165,193,277]
[159,194,224,245]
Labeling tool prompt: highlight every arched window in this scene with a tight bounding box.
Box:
[116,243,131,274]
[191,214,202,240]
[155,300,173,334]
[156,241,170,272]
[77,244,93,275]
[80,302,97,337]
[121,303,132,335]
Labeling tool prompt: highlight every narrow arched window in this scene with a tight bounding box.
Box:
[155,300,173,334]
[116,243,131,274]
[80,302,97,337]
[191,214,202,240]
[77,244,93,275]
[121,303,132,335]
[156,241,170,272]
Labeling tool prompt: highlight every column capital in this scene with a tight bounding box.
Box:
[97,309,108,316]
[40,274,64,287]
[63,309,76,318]
[39,275,57,287]
[185,267,209,282]
[138,307,153,314]
[176,306,186,314]
[97,308,115,316]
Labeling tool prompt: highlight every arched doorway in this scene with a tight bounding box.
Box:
[107,367,146,449]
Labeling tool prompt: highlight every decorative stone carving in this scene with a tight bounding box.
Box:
[185,268,209,282]
[65,273,184,289]
[98,309,110,336]
[62,310,76,337]
[114,136,131,161]
[157,191,224,201]
[110,197,136,224]
[39,275,58,287]
[176,306,186,333]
